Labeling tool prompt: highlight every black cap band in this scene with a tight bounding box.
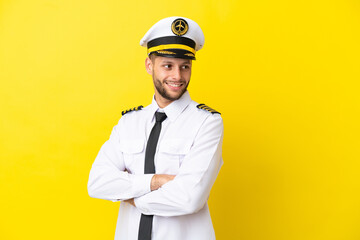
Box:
[147,36,196,49]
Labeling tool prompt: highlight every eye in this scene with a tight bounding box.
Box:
[163,64,172,69]
[181,65,190,70]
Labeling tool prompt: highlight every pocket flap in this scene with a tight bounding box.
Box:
[119,139,145,153]
[159,139,192,155]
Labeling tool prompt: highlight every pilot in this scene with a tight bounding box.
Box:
[88,16,224,240]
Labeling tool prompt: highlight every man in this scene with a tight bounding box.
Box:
[88,16,224,240]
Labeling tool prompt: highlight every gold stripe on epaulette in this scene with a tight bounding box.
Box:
[121,105,144,116]
[196,104,221,115]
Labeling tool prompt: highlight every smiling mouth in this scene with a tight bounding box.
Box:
[165,81,184,90]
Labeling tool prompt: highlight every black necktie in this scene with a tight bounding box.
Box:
[138,112,167,240]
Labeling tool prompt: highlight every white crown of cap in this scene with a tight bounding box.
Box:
[140,16,205,51]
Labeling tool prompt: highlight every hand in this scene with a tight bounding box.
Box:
[121,175,175,206]
[123,198,135,206]
[151,174,175,191]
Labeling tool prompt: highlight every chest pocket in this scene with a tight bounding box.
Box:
[156,139,192,175]
[119,139,145,174]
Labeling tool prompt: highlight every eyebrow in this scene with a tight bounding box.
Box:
[161,60,191,65]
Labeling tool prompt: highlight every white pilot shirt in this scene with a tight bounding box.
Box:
[88,91,224,240]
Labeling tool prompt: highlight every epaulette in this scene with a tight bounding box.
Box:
[121,105,143,116]
[197,104,221,115]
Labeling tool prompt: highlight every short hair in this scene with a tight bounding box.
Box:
[149,53,157,62]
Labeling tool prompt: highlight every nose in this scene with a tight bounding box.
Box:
[171,67,181,81]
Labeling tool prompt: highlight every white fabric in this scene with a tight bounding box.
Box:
[140,16,205,51]
[88,91,224,240]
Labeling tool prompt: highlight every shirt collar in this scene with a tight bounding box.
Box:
[149,91,192,122]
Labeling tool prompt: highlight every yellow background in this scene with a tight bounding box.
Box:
[1,0,360,239]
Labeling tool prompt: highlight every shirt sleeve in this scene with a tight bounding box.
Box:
[134,114,224,216]
[87,120,154,201]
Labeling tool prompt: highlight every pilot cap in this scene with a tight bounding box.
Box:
[140,16,205,60]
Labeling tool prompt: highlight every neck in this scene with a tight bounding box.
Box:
[154,92,173,108]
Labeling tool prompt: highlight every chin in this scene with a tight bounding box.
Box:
[163,91,185,101]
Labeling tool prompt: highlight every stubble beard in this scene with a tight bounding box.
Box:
[153,76,189,101]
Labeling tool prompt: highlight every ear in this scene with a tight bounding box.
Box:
[145,57,153,75]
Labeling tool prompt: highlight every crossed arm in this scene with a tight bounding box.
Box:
[123,174,175,206]
[88,114,223,216]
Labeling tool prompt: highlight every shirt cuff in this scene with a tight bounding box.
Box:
[131,173,154,198]
[134,196,150,215]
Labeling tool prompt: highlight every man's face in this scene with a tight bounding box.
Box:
[146,55,192,104]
